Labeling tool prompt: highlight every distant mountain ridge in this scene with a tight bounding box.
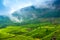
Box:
[12,6,60,20]
[0,5,60,27]
[0,15,14,28]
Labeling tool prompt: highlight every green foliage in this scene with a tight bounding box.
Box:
[0,23,60,40]
[4,35,35,40]
[0,26,28,35]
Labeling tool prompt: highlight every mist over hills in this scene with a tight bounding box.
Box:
[0,5,60,25]
[12,6,60,21]
[0,0,60,26]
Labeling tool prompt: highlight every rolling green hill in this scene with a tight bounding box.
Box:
[0,23,60,40]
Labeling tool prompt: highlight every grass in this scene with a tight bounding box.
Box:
[0,23,60,40]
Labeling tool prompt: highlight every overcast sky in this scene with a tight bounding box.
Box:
[0,0,54,16]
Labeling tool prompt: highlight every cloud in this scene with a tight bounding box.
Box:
[3,0,33,15]
[2,0,55,22]
[33,0,54,8]
[9,15,23,22]
[3,0,55,15]
[3,0,33,22]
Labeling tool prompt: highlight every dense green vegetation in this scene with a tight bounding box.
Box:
[0,22,60,40]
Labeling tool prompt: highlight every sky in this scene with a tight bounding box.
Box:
[0,0,54,16]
